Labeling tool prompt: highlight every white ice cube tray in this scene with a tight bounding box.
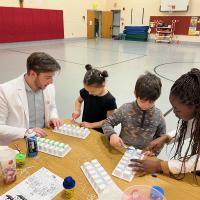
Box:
[112,147,144,182]
[81,159,117,195]
[37,137,71,158]
[53,124,90,139]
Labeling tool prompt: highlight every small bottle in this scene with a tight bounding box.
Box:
[16,153,26,167]
[63,176,76,199]
[25,129,38,157]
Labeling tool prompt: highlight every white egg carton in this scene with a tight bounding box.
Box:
[37,137,71,158]
[81,159,117,195]
[53,124,90,139]
[112,147,144,182]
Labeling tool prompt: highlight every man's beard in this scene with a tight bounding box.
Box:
[34,78,43,90]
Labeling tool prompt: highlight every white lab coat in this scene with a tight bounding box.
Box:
[0,74,59,145]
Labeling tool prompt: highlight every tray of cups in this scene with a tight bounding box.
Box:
[37,137,71,158]
[81,159,117,195]
[112,147,144,182]
[53,124,90,139]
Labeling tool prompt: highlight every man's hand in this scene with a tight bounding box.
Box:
[48,118,64,128]
[32,128,47,137]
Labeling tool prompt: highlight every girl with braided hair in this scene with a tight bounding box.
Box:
[129,68,200,179]
[72,64,117,133]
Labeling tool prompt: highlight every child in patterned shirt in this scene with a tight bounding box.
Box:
[102,72,166,152]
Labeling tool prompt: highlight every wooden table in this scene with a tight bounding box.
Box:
[1,121,200,200]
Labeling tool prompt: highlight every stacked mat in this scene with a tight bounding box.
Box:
[123,26,149,41]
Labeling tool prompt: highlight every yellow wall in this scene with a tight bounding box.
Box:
[105,0,200,42]
[0,0,200,42]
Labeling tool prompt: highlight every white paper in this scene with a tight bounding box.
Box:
[1,167,63,200]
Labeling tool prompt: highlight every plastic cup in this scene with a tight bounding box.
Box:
[0,148,17,184]
[121,185,167,200]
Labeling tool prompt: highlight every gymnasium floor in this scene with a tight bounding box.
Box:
[0,38,199,159]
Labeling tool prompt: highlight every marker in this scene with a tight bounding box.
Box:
[5,195,14,200]
[17,195,28,200]
[14,144,21,153]
[71,118,76,123]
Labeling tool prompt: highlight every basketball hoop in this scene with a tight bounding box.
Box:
[168,4,176,14]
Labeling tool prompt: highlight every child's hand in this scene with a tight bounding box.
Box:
[143,150,155,157]
[80,122,94,128]
[142,135,170,156]
[72,111,80,120]
[110,134,125,148]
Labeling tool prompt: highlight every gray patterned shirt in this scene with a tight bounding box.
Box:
[102,101,166,149]
[24,79,45,129]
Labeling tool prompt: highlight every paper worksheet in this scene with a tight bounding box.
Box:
[1,167,63,200]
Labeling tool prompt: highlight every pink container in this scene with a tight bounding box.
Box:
[121,185,167,200]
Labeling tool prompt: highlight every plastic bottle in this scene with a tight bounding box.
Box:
[63,176,76,199]
[26,129,38,157]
